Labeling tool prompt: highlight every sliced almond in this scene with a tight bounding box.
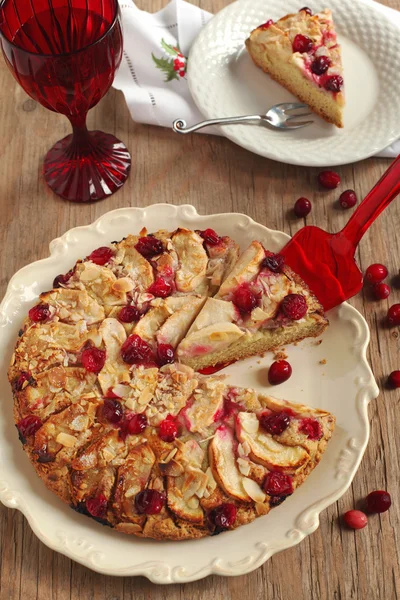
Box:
[242,477,266,503]
[56,432,77,448]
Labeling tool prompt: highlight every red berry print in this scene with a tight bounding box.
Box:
[17,415,42,440]
[268,360,292,385]
[294,197,312,218]
[86,494,108,519]
[365,263,388,285]
[198,228,221,245]
[233,283,258,313]
[387,304,400,326]
[281,293,308,320]
[388,371,400,389]
[148,277,173,298]
[29,303,51,323]
[264,471,293,496]
[366,490,391,513]
[299,418,322,440]
[135,489,165,515]
[103,399,124,424]
[372,283,390,300]
[318,170,341,189]
[118,305,141,323]
[157,343,175,366]
[135,236,163,258]
[81,347,106,373]
[339,189,357,209]
[211,503,237,529]
[159,415,178,442]
[121,334,153,364]
[292,34,314,53]
[259,411,290,435]
[173,58,185,72]
[343,509,367,530]
[88,247,113,266]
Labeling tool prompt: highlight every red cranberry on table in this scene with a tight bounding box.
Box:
[88,246,113,266]
[324,75,344,93]
[311,56,331,75]
[292,34,314,53]
[17,415,42,439]
[300,6,313,15]
[372,283,390,300]
[211,503,237,529]
[281,293,308,320]
[198,228,221,245]
[365,263,388,284]
[343,509,368,530]
[388,371,400,389]
[118,305,141,323]
[86,494,108,519]
[264,471,293,496]
[259,411,290,435]
[339,189,357,209]
[121,334,153,364]
[268,360,292,385]
[135,489,165,515]
[366,490,391,513]
[159,415,179,442]
[135,236,163,258]
[294,197,312,218]
[233,283,258,313]
[102,399,124,424]
[81,347,106,373]
[387,304,400,326]
[157,343,175,366]
[29,303,51,322]
[318,170,341,189]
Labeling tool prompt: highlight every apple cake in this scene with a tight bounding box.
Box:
[9,227,334,540]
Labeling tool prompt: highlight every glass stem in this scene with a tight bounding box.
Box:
[67,114,94,157]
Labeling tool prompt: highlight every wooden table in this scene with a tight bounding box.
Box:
[1,1,399,597]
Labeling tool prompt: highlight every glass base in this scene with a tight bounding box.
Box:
[44,130,131,202]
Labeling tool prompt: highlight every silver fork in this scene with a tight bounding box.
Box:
[172,102,314,134]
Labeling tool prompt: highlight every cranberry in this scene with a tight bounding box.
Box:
[88,247,113,266]
[105,387,120,399]
[299,418,322,440]
[260,19,274,29]
[388,371,400,389]
[118,305,141,323]
[135,489,165,514]
[264,471,293,496]
[81,347,106,373]
[260,411,290,435]
[233,283,258,313]
[198,228,221,245]
[159,415,178,442]
[148,277,173,298]
[365,263,388,285]
[366,490,391,513]
[14,371,32,392]
[157,343,175,366]
[262,253,285,273]
[294,197,312,218]
[281,293,308,320]
[268,360,292,385]
[17,415,42,439]
[343,509,368,530]
[339,189,357,209]
[135,236,163,259]
[292,34,314,53]
[387,304,400,326]
[86,494,108,519]
[103,399,124,424]
[29,303,51,322]
[53,270,73,288]
[372,283,390,300]
[211,503,237,529]
[311,56,331,75]
[318,170,341,189]
[124,413,148,436]
[121,334,153,364]
[324,75,344,93]
[300,6,312,15]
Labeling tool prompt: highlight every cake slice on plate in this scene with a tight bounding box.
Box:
[176,241,328,371]
[246,8,345,127]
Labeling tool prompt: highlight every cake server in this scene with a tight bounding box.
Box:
[280,155,400,311]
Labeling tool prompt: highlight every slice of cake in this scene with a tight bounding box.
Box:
[246,8,345,127]
[176,241,328,371]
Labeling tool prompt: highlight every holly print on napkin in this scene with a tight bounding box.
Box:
[152,39,187,82]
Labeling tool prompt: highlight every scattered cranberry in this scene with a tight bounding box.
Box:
[264,471,293,496]
[102,399,124,424]
[300,6,312,15]
[294,197,312,218]
[86,494,108,519]
[324,75,344,93]
[233,283,258,313]
[88,247,113,266]
[318,170,341,189]
[53,271,72,288]
[259,411,290,435]
[118,305,141,323]
[121,413,148,437]
[198,228,221,245]
[81,347,106,373]
[135,489,165,515]
[14,371,32,392]
[339,189,357,209]
[372,283,390,300]
[121,334,153,364]
[388,371,400,389]
[260,19,274,29]
[387,304,400,326]
[148,277,173,298]
[159,415,178,442]
[292,34,313,53]
[262,253,285,273]
[281,293,308,320]
[365,263,388,285]
[211,503,237,529]
[29,303,51,322]
[135,236,163,259]
[311,56,331,75]
[366,490,391,513]
[299,418,322,440]
[157,343,175,366]
[268,360,292,385]
[343,509,368,530]
[17,415,42,439]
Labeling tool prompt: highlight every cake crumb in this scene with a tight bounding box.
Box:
[316,339,323,346]
[274,350,288,361]
[319,359,327,365]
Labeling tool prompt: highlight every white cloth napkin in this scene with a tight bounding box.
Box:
[113,0,400,158]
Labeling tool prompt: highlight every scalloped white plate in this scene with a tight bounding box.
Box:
[187,0,400,166]
[0,205,378,582]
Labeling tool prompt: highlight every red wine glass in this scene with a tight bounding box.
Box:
[0,0,131,202]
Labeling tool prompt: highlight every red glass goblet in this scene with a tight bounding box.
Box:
[0,0,131,202]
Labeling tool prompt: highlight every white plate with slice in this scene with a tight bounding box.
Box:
[0,205,378,582]
[187,0,400,166]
